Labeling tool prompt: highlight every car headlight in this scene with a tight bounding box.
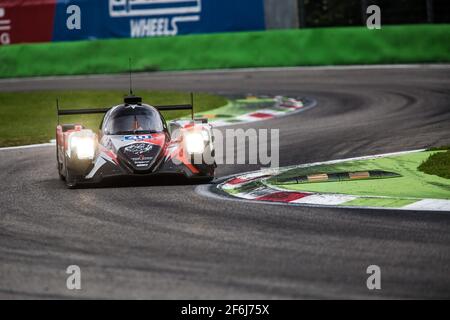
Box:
[71,136,95,160]
[185,132,205,154]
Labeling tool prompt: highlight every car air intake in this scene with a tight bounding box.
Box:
[117,143,162,173]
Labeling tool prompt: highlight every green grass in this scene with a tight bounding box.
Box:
[343,198,417,208]
[269,151,450,200]
[1,24,450,78]
[0,90,227,147]
[418,150,450,179]
[426,145,450,151]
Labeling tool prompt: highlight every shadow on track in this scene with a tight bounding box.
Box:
[43,174,215,190]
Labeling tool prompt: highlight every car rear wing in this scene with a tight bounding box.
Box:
[56,93,197,123]
[155,92,195,119]
[57,107,111,116]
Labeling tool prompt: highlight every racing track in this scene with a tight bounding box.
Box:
[0,66,450,299]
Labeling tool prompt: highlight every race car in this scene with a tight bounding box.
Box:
[56,95,216,188]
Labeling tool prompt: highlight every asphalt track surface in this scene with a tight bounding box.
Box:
[0,66,450,299]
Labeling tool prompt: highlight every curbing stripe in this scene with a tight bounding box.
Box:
[291,194,357,205]
[256,191,310,203]
[236,186,274,199]
[247,112,275,119]
[234,113,273,123]
[210,96,308,127]
[226,177,252,186]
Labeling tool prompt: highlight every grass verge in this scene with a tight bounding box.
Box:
[0,90,227,147]
[1,24,450,78]
[418,149,450,179]
[344,198,417,208]
[269,151,450,199]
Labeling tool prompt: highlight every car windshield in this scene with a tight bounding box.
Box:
[104,106,164,135]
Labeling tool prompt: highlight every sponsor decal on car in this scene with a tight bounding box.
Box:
[123,143,157,168]
[122,135,152,141]
[131,156,154,167]
[124,143,153,155]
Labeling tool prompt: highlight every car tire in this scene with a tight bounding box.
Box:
[56,147,65,181]
[202,176,214,183]
[64,156,78,189]
[65,168,78,189]
[59,168,66,181]
[191,176,214,184]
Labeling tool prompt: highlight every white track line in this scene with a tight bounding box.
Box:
[0,141,55,151]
